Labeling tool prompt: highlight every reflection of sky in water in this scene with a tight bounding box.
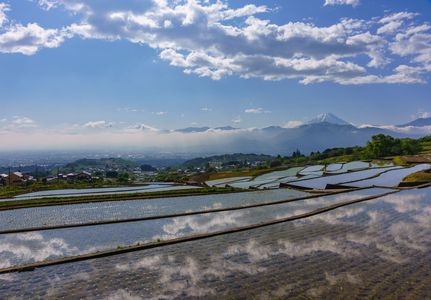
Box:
[14,185,172,198]
[0,189,309,230]
[1,187,431,299]
[0,185,202,202]
[253,167,304,181]
[291,166,401,189]
[325,163,343,172]
[327,161,370,174]
[342,164,431,187]
[0,188,388,267]
[205,176,252,187]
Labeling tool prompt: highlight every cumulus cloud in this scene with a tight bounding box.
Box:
[1,1,431,85]
[0,22,70,55]
[324,0,360,7]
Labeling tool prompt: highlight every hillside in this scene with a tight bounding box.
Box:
[182,153,273,169]
[63,158,137,172]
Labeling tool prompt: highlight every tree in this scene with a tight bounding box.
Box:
[401,138,422,155]
[140,164,157,172]
[270,160,282,168]
[105,171,118,178]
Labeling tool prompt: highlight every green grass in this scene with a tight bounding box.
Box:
[402,171,431,184]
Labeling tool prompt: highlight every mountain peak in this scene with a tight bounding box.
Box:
[308,113,350,126]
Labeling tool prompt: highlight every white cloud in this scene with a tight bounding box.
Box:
[324,0,360,7]
[126,123,159,132]
[201,107,212,112]
[0,22,70,55]
[244,107,271,114]
[283,120,304,128]
[412,109,431,120]
[377,12,418,35]
[153,111,167,116]
[37,0,58,11]
[232,116,242,124]
[1,2,430,84]
[83,120,112,129]
[117,107,145,113]
[0,3,9,27]
[2,116,38,130]
[379,12,418,24]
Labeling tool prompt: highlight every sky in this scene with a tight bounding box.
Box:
[0,0,431,150]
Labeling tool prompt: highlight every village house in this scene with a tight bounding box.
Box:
[0,174,8,186]
[0,172,34,186]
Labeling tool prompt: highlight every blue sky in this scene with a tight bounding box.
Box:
[0,0,430,150]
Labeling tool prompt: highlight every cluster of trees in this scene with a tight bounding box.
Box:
[105,171,131,182]
[269,134,425,167]
[362,134,422,158]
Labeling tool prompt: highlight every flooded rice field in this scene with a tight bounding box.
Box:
[14,184,172,198]
[0,188,390,268]
[1,186,430,299]
[340,164,431,188]
[289,166,402,190]
[205,177,252,187]
[210,161,399,190]
[0,189,309,231]
[1,185,201,202]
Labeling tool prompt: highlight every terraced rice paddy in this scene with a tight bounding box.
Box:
[326,161,371,174]
[339,164,431,188]
[205,177,252,187]
[288,166,402,190]
[1,162,430,299]
[0,189,309,231]
[0,188,391,268]
[218,161,399,190]
[14,184,173,198]
[1,184,201,202]
[1,185,430,298]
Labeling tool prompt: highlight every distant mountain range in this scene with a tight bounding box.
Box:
[175,126,237,133]
[172,113,431,155]
[398,117,431,127]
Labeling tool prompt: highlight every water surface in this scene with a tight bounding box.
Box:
[1,187,430,299]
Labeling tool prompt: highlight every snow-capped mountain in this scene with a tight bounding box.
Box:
[308,113,351,126]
